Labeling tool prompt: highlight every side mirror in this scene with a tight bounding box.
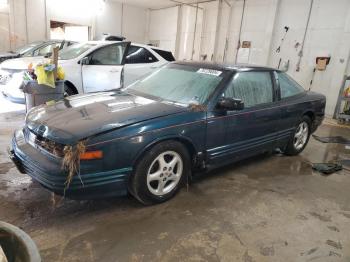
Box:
[44,52,52,58]
[217,97,244,111]
[79,57,89,65]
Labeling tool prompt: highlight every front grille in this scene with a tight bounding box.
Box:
[27,129,65,157]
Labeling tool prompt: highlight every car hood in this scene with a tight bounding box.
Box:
[26,91,187,145]
[0,52,19,58]
[0,56,47,70]
[0,56,71,71]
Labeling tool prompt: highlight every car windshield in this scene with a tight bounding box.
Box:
[125,64,225,106]
[15,41,44,55]
[58,43,96,60]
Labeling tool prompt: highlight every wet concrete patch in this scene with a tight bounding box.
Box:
[329,250,342,257]
[326,240,343,250]
[0,162,14,174]
[327,225,340,232]
[309,211,332,222]
[259,245,275,256]
[303,247,318,256]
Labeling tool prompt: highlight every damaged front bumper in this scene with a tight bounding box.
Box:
[9,129,132,199]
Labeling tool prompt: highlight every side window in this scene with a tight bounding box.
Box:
[151,48,175,61]
[89,44,126,65]
[125,45,158,64]
[224,71,273,108]
[34,43,60,56]
[277,72,305,98]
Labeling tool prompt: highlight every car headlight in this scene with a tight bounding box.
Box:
[0,70,12,85]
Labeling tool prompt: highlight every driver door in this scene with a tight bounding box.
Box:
[206,70,280,167]
[82,42,130,93]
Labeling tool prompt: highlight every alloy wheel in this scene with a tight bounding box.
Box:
[293,121,309,150]
[146,151,183,196]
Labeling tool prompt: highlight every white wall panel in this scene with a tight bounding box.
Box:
[26,0,46,42]
[177,5,203,61]
[214,0,230,63]
[225,0,278,65]
[8,0,27,49]
[269,0,350,116]
[122,4,147,43]
[148,6,179,53]
[95,1,122,39]
[199,1,219,62]
[0,0,148,52]
[0,13,10,51]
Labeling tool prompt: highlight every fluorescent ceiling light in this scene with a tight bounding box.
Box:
[0,0,8,8]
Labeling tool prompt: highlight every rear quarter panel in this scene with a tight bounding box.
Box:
[274,91,326,148]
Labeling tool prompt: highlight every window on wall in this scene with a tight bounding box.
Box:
[277,72,305,98]
[224,71,273,108]
[50,20,89,42]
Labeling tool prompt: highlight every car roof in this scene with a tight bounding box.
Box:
[82,41,172,52]
[42,40,64,43]
[173,61,280,72]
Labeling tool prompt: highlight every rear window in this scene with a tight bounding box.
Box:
[277,72,305,98]
[152,48,175,61]
[125,46,158,64]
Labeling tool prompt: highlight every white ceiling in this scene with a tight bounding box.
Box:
[111,0,219,9]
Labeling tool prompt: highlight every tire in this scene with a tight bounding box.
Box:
[284,116,311,156]
[130,141,191,205]
[64,83,76,97]
[337,118,345,125]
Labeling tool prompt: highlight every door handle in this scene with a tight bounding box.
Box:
[150,66,159,69]
[110,69,120,73]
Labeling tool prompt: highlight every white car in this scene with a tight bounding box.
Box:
[0,41,175,103]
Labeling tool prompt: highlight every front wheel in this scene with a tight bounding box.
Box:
[284,116,311,156]
[130,141,191,205]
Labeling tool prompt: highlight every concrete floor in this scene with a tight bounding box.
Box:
[0,95,25,114]
[0,110,350,262]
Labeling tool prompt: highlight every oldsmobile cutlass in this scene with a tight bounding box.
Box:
[9,62,326,204]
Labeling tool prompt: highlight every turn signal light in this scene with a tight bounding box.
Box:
[80,150,103,160]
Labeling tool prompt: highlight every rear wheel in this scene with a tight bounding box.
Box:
[130,141,190,205]
[284,116,311,156]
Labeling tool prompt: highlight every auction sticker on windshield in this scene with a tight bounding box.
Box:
[197,68,222,76]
